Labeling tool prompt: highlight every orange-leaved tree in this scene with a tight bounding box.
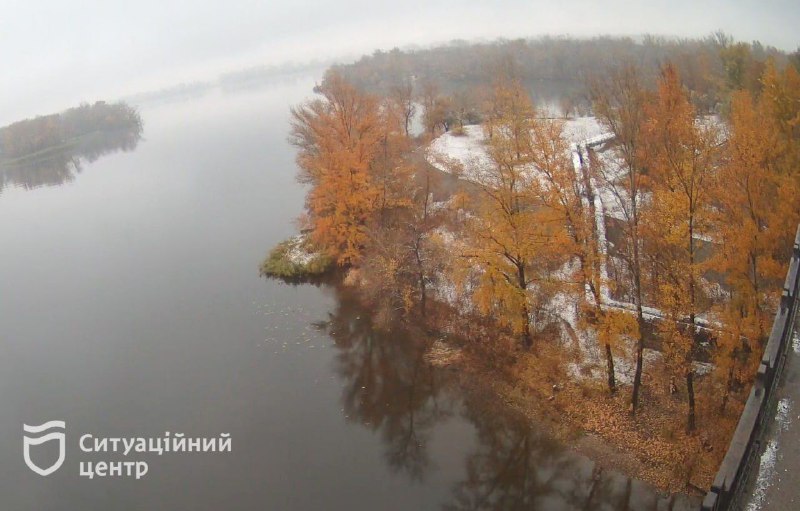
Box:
[527,115,623,391]
[641,63,721,432]
[290,71,382,265]
[760,59,800,185]
[713,91,794,407]
[460,80,564,349]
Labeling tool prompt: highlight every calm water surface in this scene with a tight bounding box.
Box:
[0,79,690,510]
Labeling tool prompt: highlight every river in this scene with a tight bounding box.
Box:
[0,76,695,510]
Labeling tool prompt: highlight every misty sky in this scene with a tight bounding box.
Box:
[2,0,798,124]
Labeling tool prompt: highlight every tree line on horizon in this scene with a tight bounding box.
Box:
[334,33,799,118]
[0,101,142,160]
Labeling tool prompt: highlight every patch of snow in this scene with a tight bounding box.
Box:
[614,346,661,386]
[426,118,615,190]
[746,397,793,511]
[746,438,780,511]
[562,117,608,145]
[590,145,636,221]
[431,225,457,246]
[426,225,476,314]
[425,118,720,385]
[425,125,496,186]
[693,361,714,376]
[285,234,318,266]
[776,398,792,430]
[429,195,455,214]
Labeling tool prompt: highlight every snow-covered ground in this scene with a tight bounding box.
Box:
[746,396,793,511]
[425,118,612,186]
[562,116,609,145]
[589,144,635,221]
[424,117,720,384]
[425,125,495,185]
[284,234,318,266]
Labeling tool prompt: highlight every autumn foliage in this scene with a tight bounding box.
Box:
[279,47,800,489]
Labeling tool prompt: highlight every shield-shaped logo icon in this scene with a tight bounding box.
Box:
[23,421,66,476]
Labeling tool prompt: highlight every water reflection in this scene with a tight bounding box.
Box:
[317,284,698,510]
[315,285,455,482]
[0,127,142,193]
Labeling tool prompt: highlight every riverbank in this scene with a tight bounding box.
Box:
[264,137,734,495]
[410,295,733,495]
[459,341,732,494]
[418,120,738,493]
[363,143,737,494]
[324,273,724,496]
[268,79,748,497]
[260,233,333,280]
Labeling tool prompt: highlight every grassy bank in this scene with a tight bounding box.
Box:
[260,234,333,280]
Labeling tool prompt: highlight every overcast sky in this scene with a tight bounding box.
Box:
[2,0,798,124]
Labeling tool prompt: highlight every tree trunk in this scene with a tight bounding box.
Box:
[605,343,616,393]
[417,171,430,318]
[418,271,427,317]
[687,218,698,433]
[413,237,427,318]
[631,341,644,415]
[579,149,614,391]
[689,217,696,327]
[517,263,532,350]
[720,361,735,413]
[580,146,603,300]
[521,305,532,349]
[630,209,646,416]
[687,370,696,432]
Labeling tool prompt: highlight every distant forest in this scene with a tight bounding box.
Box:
[333,33,799,115]
[0,101,142,160]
